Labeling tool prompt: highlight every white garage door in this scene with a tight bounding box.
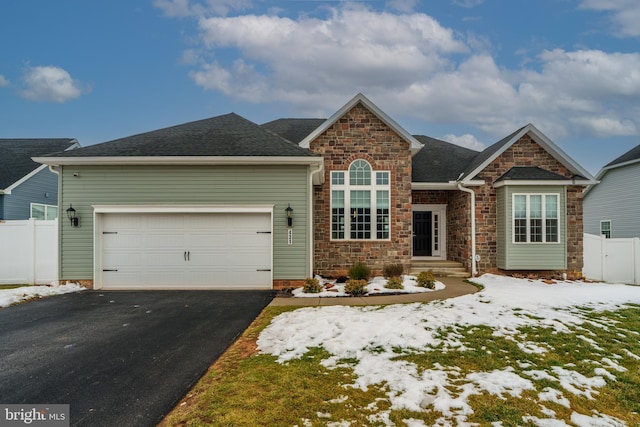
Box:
[99,213,272,289]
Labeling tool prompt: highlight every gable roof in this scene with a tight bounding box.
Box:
[411,135,479,183]
[0,138,78,190]
[459,123,596,185]
[261,118,326,144]
[298,93,424,154]
[603,143,640,169]
[584,142,640,196]
[36,114,323,171]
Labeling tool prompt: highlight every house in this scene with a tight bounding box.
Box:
[584,144,640,238]
[0,138,79,220]
[34,94,595,290]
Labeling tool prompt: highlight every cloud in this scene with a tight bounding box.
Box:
[386,0,419,13]
[164,3,640,141]
[443,133,486,151]
[21,66,86,103]
[192,5,467,105]
[0,75,8,87]
[453,0,485,8]
[154,0,251,17]
[580,0,640,37]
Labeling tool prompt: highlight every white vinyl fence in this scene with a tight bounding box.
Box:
[583,233,640,285]
[0,219,58,285]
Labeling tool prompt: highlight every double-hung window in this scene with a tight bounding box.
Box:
[600,220,611,239]
[331,160,390,240]
[513,194,559,243]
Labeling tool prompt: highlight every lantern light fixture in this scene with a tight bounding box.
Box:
[66,204,79,227]
[285,204,293,227]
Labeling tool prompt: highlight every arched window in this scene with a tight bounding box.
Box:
[330,160,390,240]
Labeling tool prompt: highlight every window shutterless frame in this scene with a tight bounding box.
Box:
[330,160,390,241]
[599,220,611,239]
[512,193,560,244]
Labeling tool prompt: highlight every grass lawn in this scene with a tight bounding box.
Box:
[0,284,30,290]
[159,277,640,426]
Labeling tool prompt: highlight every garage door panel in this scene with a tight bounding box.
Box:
[100,212,272,290]
[145,232,186,248]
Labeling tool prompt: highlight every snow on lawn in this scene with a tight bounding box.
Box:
[258,274,640,425]
[0,282,85,307]
[292,275,445,297]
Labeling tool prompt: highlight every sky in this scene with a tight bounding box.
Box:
[1,0,639,175]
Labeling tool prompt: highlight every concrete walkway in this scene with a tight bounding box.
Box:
[268,276,479,306]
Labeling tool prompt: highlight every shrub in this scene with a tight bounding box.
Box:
[416,270,436,289]
[348,262,372,281]
[345,279,368,296]
[303,277,323,293]
[382,263,404,278]
[385,276,404,290]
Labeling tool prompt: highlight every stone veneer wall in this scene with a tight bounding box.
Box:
[411,190,471,267]
[473,135,584,274]
[310,103,413,276]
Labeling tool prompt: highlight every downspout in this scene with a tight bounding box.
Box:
[48,165,62,285]
[457,183,478,277]
[309,161,324,278]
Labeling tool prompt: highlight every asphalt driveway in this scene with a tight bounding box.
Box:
[0,289,274,426]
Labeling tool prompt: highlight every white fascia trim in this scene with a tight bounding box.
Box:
[32,156,324,167]
[412,180,485,190]
[412,182,458,190]
[462,124,597,184]
[299,93,424,153]
[590,157,640,186]
[2,164,49,195]
[92,204,274,214]
[493,179,593,188]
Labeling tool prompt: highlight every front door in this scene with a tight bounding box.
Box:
[413,211,432,256]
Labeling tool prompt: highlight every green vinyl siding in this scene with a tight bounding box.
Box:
[497,185,567,270]
[59,164,311,281]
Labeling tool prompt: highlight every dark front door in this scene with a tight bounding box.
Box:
[413,211,432,256]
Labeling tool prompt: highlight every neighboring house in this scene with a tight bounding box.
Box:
[0,138,79,220]
[584,144,640,238]
[35,94,595,290]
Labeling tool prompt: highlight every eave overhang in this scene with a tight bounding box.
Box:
[32,155,323,166]
[412,180,485,190]
[493,179,593,188]
[33,156,325,185]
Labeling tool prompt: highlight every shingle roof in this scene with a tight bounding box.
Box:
[0,138,78,189]
[459,126,525,180]
[261,118,327,144]
[42,113,319,158]
[411,135,480,182]
[496,166,571,182]
[604,143,640,168]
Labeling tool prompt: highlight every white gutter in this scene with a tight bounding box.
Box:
[308,162,324,276]
[32,155,324,167]
[457,183,478,277]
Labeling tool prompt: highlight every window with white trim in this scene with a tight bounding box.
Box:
[331,160,390,240]
[600,220,611,239]
[513,194,559,243]
[30,203,58,220]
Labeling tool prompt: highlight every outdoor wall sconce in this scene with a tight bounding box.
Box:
[66,204,79,227]
[286,204,293,227]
